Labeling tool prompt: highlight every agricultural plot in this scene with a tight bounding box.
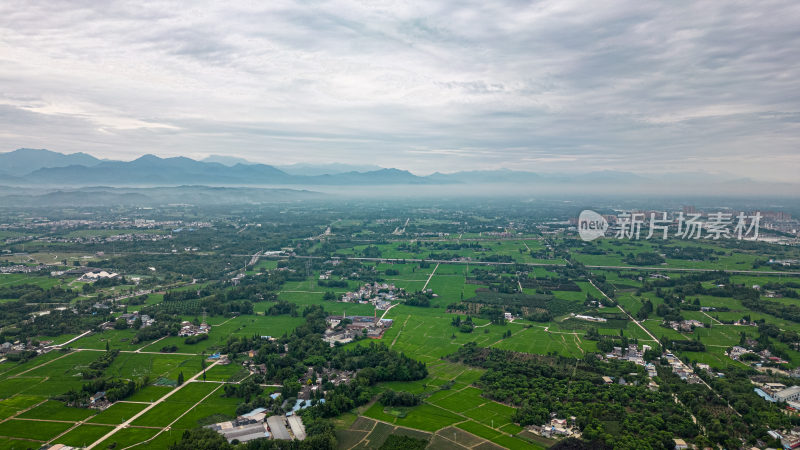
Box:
[202,362,249,382]
[392,403,462,432]
[89,401,148,425]
[18,400,96,421]
[53,424,116,448]
[130,382,220,428]
[105,352,203,382]
[139,315,304,354]
[490,326,586,357]
[0,350,67,379]
[126,385,173,402]
[0,273,64,290]
[69,329,147,351]
[17,349,100,386]
[0,419,73,441]
[456,420,538,450]
[169,387,240,430]
[0,437,36,449]
[371,306,521,363]
[278,290,377,317]
[425,274,467,306]
[92,427,160,449]
[0,377,47,399]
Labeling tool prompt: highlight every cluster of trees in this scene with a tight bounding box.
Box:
[451,315,474,333]
[168,303,428,449]
[185,333,209,345]
[741,295,800,323]
[761,282,800,298]
[83,349,120,379]
[623,252,666,266]
[656,245,720,261]
[317,279,347,288]
[405,291,431,307]
[665,339,705,352]
[0,297,110,343]
[223,306,429,386]
[0,284,78,303]
[448,343,696,449]
[222,379,263,403]
[635,299,653,320]
[267,299,298,316]
[133,315,181,343]
[61,374,149,406]
[656,363,791,448]
[361,246,382,258]
[520,276,581,292]
[379,389,421,407]
[526,310,553,322]
[89,253,243,280]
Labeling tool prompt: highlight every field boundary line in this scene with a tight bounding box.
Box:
[86,359,221,449]
[0,398,48,425]
[350,417,378,449]
[123,382,224,449]
[390,315,410,348]
[9,351,73,378]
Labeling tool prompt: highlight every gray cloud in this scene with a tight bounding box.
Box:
[0,0,798,180]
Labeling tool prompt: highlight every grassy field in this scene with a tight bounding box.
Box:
[93,427,160,449]
[54,423,116,447]
[18,400,96,421]
[0,418,73,441]
[88,402,149,424]
[131,382,219,427]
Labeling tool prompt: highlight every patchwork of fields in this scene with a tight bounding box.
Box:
[2,231,800,449]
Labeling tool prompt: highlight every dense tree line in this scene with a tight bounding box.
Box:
[0,304,107,342]
[0,284,78,303]
[267,299,298,316]
[82,349,120,379]
[448,343,697,449]
[379,389,421,407]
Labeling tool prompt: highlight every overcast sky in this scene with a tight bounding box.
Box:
[1,1,799,179]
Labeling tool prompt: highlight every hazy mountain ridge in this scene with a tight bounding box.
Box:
[0,148,102,176]
[0,148,786,190]
[0,185,322,207]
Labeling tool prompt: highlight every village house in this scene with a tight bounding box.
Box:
[120,312,154,328]
[323,312,393,346]
[339,282,404,308]
[668,319,705,332]
[179,320,210,337]
[205,407,309,443]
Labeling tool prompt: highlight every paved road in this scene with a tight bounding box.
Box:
[48,330,94,348]
[422,263,439,291]
[587,279,659,342]
[584,264,800,275]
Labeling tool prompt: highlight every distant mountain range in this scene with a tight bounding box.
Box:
[0,185,322,207]
[202,155,383,175]
[0,148,781,190]
[1,148,435,186]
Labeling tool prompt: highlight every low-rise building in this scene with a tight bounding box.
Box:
[775,386,800,403]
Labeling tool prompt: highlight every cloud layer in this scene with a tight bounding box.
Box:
[1,0,799,179]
